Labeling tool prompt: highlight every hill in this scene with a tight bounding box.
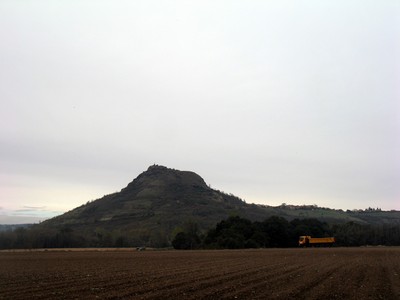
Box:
[38,165,272,246]
[0,224,32,232]
[261,204,400,225]
[2,165,400,248]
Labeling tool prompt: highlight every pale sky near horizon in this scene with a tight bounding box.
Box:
[1,1,399,224]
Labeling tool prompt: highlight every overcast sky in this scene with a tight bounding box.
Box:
[1,1,399,224]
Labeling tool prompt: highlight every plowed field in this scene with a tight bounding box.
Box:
[1,248,399,299]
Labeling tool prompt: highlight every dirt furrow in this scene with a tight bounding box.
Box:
[197,263,305,299]
[101,261,266,299]
[1,248,399,300]
[124,262,300,299]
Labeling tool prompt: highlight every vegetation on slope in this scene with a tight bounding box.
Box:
[0,165,399,249]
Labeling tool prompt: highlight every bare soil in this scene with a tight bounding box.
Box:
[1,247,399,299]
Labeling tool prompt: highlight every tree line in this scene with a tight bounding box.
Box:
[0,226,170,249]
[1,216,399,249]
[172,216,400,249]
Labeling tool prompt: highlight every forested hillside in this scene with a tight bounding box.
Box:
[0,166,399,249]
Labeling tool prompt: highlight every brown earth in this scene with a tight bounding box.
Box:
[1,247,399,299]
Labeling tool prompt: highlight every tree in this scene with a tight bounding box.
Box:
[172,232,200,249]
[204,216,256,249]
[260,216,291,247]
[172,220,201,249]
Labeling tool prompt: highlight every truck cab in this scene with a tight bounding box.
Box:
[298,236,310,247]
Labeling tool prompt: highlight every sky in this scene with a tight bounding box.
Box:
[1,0,399,224]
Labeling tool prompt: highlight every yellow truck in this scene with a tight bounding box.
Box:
[299,236,335,247]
